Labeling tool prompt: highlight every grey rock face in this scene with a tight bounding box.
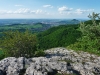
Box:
[0,57,26,75]
[0,47,100,75]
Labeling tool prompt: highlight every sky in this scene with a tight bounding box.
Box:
[0,0,99,19]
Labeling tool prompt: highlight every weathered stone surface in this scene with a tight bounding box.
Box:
[0,47,100,75]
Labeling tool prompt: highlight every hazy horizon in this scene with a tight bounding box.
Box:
[0,18,89,20]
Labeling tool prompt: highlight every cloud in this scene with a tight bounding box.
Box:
[31,9,45,14]
[0,10,7,14]
[75,9,94,15]
[15,5,23,7]
[43,5,53,8]
[58,6,73,12]
[35,9,43,14]
[58,6,73,15]
[0,7,95,19]
[59,11,72,15]
[7,11,13,14]
[13,8,30,14]
[0,8,47,15]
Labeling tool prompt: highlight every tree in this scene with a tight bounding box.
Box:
[68,12,100,55]
[79,12,100,52]
[88,12,100,25]
[80,12,100,39]
[0,30,38,58]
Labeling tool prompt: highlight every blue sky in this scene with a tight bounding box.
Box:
[0,0,99,19]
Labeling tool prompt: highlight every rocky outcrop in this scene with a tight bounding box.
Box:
[0,47,100,75]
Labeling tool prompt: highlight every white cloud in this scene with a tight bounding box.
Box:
[0,10,7,14]
[58,6,73,12]
[30,10,36,14]
[75,9,94,15]
[0,8,30,14]
[13,8,30,14]
[0,8,47,15]
[7,11,13,14]
[30,10,46,14]
[0,6,95,19]
[58,6,73,15]
[43,5,53,8]
[32,9,45,14]
[59,12,72,15]
[15,5,23,7]
[36,9,42,14]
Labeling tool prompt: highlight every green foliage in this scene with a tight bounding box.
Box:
[0,30,38,57]
[34,50,45,57]
[38,25,81,50]
[84,20,100,25]
[0,54,5,60]
[0,50,5,60]
[88,12,100,23]
[68,12,100,55]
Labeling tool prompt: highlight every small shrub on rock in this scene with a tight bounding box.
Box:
[34,50,45,57]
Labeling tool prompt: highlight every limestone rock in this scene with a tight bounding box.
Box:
[1,47,100,75]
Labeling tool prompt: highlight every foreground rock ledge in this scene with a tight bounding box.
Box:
[0,47,100,75]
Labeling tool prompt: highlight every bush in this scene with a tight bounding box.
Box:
[0,30,38,58]
[34,50,45,57]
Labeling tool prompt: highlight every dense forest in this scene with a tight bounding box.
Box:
[37,25,81,49]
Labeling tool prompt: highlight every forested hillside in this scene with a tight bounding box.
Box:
[38,25,82,49]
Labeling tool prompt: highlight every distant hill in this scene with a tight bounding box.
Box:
[38,25,82,49]
[56,19,80,24]
[0,23,51,32]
